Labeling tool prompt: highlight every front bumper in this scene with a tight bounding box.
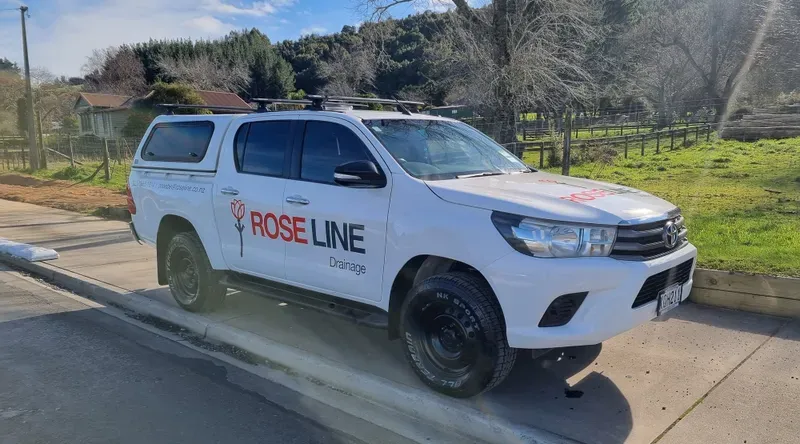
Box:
[481,243,698,349]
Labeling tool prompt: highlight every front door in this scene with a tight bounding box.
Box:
[213,118,295,280]
[283,118,391,303]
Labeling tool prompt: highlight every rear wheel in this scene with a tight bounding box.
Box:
[165,232,225,312]
[400,272,517,398]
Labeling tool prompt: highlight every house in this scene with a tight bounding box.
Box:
[74,90,252,139]
[74,93,132,138]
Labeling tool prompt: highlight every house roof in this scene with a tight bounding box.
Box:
[77,93,132,108]
[195,90,252,109]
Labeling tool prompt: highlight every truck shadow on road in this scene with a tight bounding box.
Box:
[478,344,633,444]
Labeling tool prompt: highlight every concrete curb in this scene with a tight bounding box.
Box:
[0,254,574,444]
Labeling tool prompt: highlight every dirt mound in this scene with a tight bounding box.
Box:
[0,173,127,219]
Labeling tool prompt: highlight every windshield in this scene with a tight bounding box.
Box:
[364,119,529,180]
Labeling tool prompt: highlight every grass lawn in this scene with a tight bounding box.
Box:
[535,137,800,277]
[23,161,130,193]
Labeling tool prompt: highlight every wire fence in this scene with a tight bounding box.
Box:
[0,134,140,173]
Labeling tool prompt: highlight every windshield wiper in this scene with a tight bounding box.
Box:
[456,172,506,179]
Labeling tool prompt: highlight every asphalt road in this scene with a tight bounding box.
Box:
[0,269,393,444]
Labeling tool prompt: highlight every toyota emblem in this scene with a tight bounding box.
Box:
[663,221,679,249]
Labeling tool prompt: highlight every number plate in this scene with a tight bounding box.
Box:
[657,283,683,316]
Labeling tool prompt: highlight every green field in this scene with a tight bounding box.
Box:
[537,137,800,277]
[24,162,130,193]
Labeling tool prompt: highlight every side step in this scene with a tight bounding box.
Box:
[220,272,389,329]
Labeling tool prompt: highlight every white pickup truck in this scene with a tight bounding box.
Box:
[128,97,697,398]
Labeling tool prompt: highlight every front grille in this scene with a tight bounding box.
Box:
[611,216,688,261]
[539,292,587,327]
[631,259,694,308]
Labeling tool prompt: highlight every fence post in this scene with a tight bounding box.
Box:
[636,124,640,134]
[695,126,699,142]
[670,130,675,150]
[103,138,111,181]
[562,108,573,176]
[539,142,545,168]
[590,127,594,137]
[656,132,661,154]
[641,135,646,156]
[683,128,688,146]
[624,135,629,159]
[68,136,75,168]
[21,147,26,169]
[574,125,579,140]
[3,147,7,170]
[706,124,711,142]
[605,126,609,137]
[115,139,122,162]
[619,124,623,136]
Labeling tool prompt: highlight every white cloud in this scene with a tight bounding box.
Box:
[279,18,290,24]
[0,0,299,77]
[203,0,275,17]
[186,15,231,33]
[300,26,327,36]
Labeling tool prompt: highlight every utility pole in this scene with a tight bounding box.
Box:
[20,6,39,170]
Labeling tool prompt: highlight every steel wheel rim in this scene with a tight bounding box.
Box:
[416,301,479,377]
[170,248,199,305]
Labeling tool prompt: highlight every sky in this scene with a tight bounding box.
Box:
[0,0,456,77]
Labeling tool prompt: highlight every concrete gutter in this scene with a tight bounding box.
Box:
[690,269,800,317]
[0,253,575,444]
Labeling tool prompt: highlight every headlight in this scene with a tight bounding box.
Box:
[491,212,617,258]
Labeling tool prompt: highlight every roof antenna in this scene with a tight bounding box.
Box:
[392,95,413,115]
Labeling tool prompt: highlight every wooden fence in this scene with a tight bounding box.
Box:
[510,123,715,168]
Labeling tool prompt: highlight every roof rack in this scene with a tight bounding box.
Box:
[250,98,313,112]
[157,104,254,115]
[306,95,424,115]
[157,94,428,115]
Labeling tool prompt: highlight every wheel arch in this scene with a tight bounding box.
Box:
[156,215,198,285]
[387,255,499,340]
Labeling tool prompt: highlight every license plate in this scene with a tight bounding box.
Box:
[657,283,683,316]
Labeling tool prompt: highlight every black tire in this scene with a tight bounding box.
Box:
[399,272,517,398]
[165,231,226,312]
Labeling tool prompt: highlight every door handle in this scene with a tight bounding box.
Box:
[220,187,239,196]
[285,195,310,205]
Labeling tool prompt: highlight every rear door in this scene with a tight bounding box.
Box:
[282,117,391,303]
[213,117,296,279]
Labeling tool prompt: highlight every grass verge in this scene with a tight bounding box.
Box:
[537,137,800,277]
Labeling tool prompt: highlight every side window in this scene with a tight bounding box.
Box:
[141,121,214,163]
[236,120,292,177]
[300,121,374,184]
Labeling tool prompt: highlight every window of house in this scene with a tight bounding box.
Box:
[141,121,214,163]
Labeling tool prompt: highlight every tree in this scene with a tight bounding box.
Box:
[639,0,790,116]
[0,57,20,74]
[84,47,148,95]
[140,82,209,115]
[157,53,250,93]
[356,0,608,143]
[319,46,377,96]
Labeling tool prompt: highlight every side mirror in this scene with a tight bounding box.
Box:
[333,160,386,188]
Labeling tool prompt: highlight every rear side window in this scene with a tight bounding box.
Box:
[235,121,292,177]
[300,121,374,184]
[141,121,214,163]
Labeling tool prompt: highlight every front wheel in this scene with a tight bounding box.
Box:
[400,272,517,398]
[165,231,226,312]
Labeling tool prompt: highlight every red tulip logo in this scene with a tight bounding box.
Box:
[231,199,246,257]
